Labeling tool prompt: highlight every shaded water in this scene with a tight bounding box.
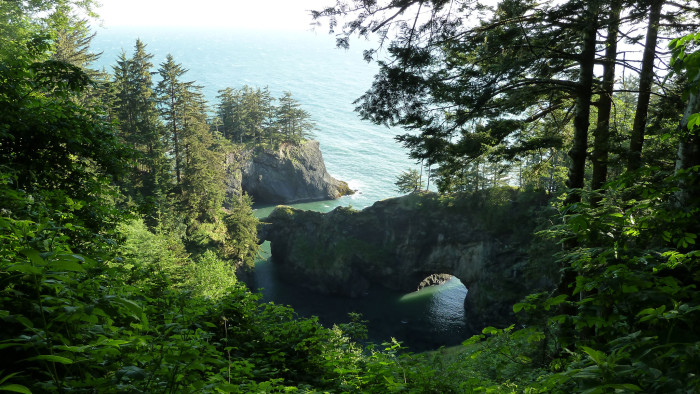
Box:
[91,27,471,351]
[250,241,469,352]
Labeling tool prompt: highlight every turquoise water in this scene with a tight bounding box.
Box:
[91,27,470,351]
[91,26,411,209]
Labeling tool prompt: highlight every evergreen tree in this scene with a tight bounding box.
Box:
[277,91,316,143]
[215,88,316,148]
[112,40,170,224]
[51,18,101,71]
[313,0,699,198]
[394,169,423,193]
[627,0,665,172]
[216,87,239,141]
[156,54,194,185]
[591,0,622,203]
[0,0,98,62]
[156,54,228,226]
[315,0,592,195]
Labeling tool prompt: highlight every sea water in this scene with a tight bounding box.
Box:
[91,26,470,351]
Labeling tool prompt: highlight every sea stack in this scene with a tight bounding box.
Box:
[226,140,353,205]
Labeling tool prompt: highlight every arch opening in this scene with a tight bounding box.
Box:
[416,273,453,291]
[407,273,469,306]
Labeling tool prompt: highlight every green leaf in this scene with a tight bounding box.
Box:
[55,345,89,353]
[622,285,638,293]
[517,355,532,363]
[581,346,605,365]
[568,214,588,231]
[103,339,130,347]
[662,231,672,242]
[47,260,85,273]
[545,294,568,310]
[0,372,21,385]
[6,264,42,275]
[687,113,700,130]
[112,297,144,321]
[20,249,44,266]
[13,315,34,330]
[549,315,567,324]
[0,384,32,394]
[610,383,643,391]
[26,355,73,364]
[482,326,498,335]
[57,254,85,263]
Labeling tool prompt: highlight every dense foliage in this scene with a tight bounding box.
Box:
[0,3,444,393]
[312,0,700,391]
[2,0,700,392]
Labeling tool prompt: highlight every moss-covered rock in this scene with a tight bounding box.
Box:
[259,188,559,330]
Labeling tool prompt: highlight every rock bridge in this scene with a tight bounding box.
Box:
[258,190,558,329]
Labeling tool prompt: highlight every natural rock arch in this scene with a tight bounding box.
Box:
[258,190,558,330]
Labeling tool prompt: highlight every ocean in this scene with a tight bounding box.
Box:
[91,26,413,209]
[91,26,471,351]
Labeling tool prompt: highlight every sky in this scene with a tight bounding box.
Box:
[96,0,334,30]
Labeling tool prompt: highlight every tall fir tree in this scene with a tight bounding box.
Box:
[156,54,228,226]
[156,54,193,186]
[276,91,315,143]
[112,40,171,224]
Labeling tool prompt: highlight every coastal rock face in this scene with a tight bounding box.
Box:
[226,140,352,205]
[259,189,558,330]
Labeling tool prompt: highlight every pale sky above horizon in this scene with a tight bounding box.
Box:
[96,0,334,30]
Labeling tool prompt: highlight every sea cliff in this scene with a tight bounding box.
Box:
[226,140,352,205]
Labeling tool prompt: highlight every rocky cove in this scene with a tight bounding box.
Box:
[258,189,560,332]
[224,140,560,341]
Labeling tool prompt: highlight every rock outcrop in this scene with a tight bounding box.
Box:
[259,189,559,330]
[225,140,353,205]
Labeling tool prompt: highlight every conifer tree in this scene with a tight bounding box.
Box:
[215,88,316,147]
[112,40,170,223]
[157,54,227,225]
[277,91,315,143]
[395,169,423,193]
[627,0,665,172]
[216,87,238,141]
[313,0,698,197]
[156,54,194,185]
[259,87,277,147]
[51,18,101,70]
[591,0,622,202]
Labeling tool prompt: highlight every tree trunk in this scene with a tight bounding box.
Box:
[675,72,700,207]
[558,6,601,349]
[564,7,598,206]
[591,1,622,205]
[627,0,663,172]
